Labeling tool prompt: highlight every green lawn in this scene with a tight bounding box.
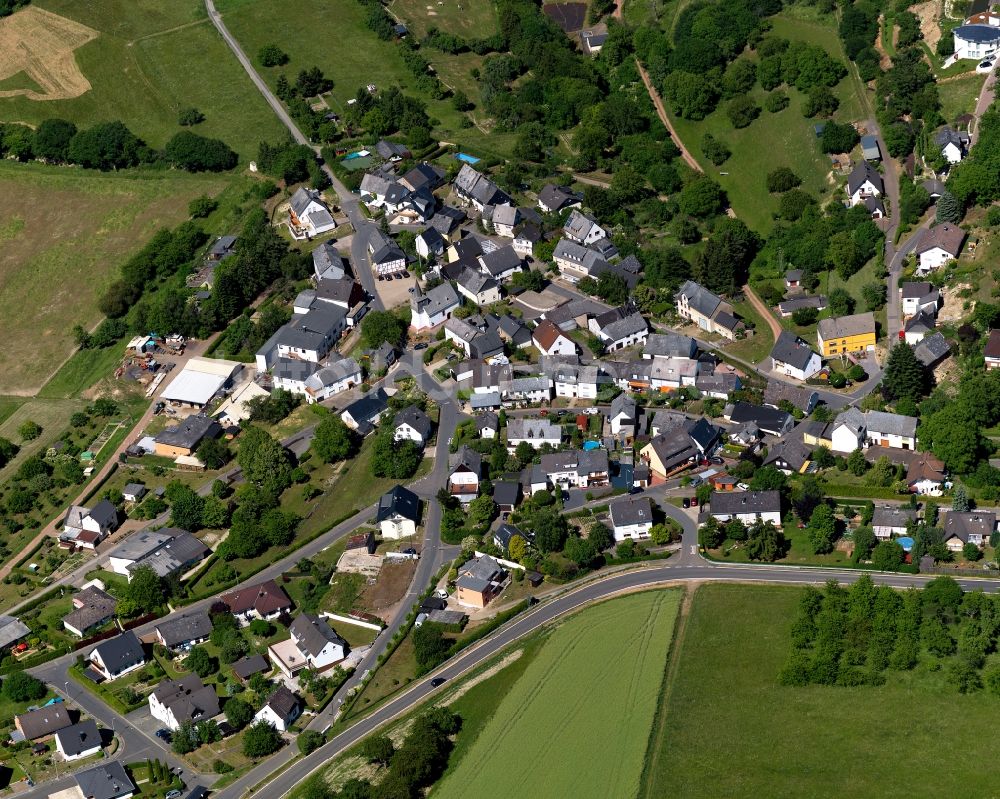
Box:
[433,590,681,799]
[0,0,286,158]
[708,519,856,567]
[0,398,85,481]
[668,12,866,232]
[938,74,986,125]
[641,583,1000,798]
[387,0,497,39]
[723,300,775,364]
[0,161,228,395]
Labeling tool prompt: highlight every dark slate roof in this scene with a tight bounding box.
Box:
[55,720,101,757]
[770,331,819,372]
[290,614,346,658]
[609,495,653,527]
[16,705,72,740]
[675,280,723,319]
[155,612,212,648]
[763,381,818,413]
[91,631,144,673]
[376,485,421,523]
[393,405,433,440]
[64,587,116,634]
[220,579,292,616]
[156,415,221,450]
[75,762,134,799]
[643,332,696,359]
[727,401,793,436]
[232,654,270,680]
[901,281,936,299]
[913,332,950,367]
[915,223,965,257]
[492,481,521,507]
[479,245,522,277]
[710,490,781,515]
[537,183,580,211]
[954,23,1000,43]
[151,675,220,726]
[872,506,917,529]
[847,161,884,195]
[264,686,301,719]
[343,388,390,425]
[451,445,483,475]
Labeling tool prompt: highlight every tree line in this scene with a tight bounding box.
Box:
[0,119,236,172]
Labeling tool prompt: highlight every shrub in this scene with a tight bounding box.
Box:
[259,44,289,67]
[764,91,789,113]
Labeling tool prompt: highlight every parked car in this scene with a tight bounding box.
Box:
[155,729,171,741]
[165,791,182,799]
[691,497,699,507]
[737,482,750,491]
[682,498,690,509]
[414,342,428,350]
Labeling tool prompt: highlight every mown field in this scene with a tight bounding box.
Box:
[0,162,228,395]
[669,11,867,232]
[0,0,286,158]
[213,0,518,158]
[641,584,1000,798]
[433,590,681,799]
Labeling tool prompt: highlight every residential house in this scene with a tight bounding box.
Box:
[846,161,884,208]
[695,372,741,398]
[709,490,782,526]
[872,506,916,540]
[725,401,795,437]
[640,428,699,479]
[865,410,918,450]
[208,235,237,262]
[913,332,951,369]
[312,241,348,281]
[376,485,421,539]
[860,134,882,161]
[540,449,609,490]
[674,280,741,340]
[581,25,608,54]
[563,209,606,245]
[427,206,467,242]
[15,705,72,741]
[935,126,971,164]
[410,282,461,331]
[609,496,654,541]
[491,205,520,237]
[449,446,482,502]
[88,631,145,681]
[122,531,208,581]
[74,762,135,799]
[220,580,293,623]
[154,612,212,652]
[784,269,804,289]
[447,235,483,264]
[816,312,877,357]
[61,499,119,549]
[904,310,936,344]
[416,226,446,260]
[492,482,521,514]
[272,614,347,675]
[552,237,607,282]
[537,183,582,214]
[302,357,363,403]
[496,314,532,349]
[643,333,697,360]
[341,388,391,435]
[942,511,997,551]
[532,319,577,356]
[149,675,221,732]
[952,22,1000,60]
[915,223,965,274]
[455,268,501,306]
[512,223,542,258]
[307,277,366,313]
[777,295,827,317]
[367,231,407,277]
[763,381,819,415]
[393,405,433,446]
[475,411,499,439]
[455,554,509,608]
[770,331,822,381]
[762,433,813,475]
[493,522,528,553]
[478,246,523,282]
[444,317,505,360]
[901,282,940,318]
[830,407,867,453]
[122,484,146,504]
[609,393,638,439]
[63,586,116,638]
[400,162,445,193]
[288,187,337,238]
[453,164,510,211]
[375,140,411,161]
[504,376,552,405]
[544,360,599,399]
[253,686,302,732]
[231,654,271,684]
[589,309,648,352]
[506,418,561,450]
[986,329,1000,370]
[908,454,946,495]
[108,529,173,575]
[54,720,102,762]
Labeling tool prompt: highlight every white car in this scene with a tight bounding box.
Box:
[737,482,750,491]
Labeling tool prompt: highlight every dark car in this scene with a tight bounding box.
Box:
[414,342,428,350]
[431,677,447,687]
[682,498,690,509]
[155,729,172,741]
[629,486,642,495]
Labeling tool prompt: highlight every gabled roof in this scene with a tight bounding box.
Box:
[343,388,390,425]
[492,481,521,508]
[643,332,696,359]
[610,392,637,421]
[537,183,580,211]
[451,445,482,476]
[599,312,647,342]
[847,161,884,195]
[901,281,936,299]
[710,490,781,515]
[872,505,917,529]
[834,407,866,436]
[475,411,499,431]
[727,401,793,435]
[943,511,996,542]
[864,410,917,439]
[232,654,270,680]
[411,281,460,318]
[817,312,876,341]
[289,187,326,216]
[533,319,569,351]
[913,332,951,367]
[904,310,936,334]
[75,762,134,799]
[456,554,506,592]
[393,405,433,440]
[65,587,116,633]
[454,163,509,206]
[456,267,498,297]
[262,685,301,719]
[494,522,526,548]
[763,380,818,413]
[155,612,212,648]
[915,223,965,257]
[156,414,222,451]
[91,630,144,673]
[16,704,72,740]
[675,280,723,319]
[55,719,101,757]
[507,418,561,440]
[479,245,522,277]
[220,579,292,616]
[609,495,653,527]
[564,209,602,240]
[289,614,347,659]
[934,126,971,149]
[377,485,421,523]
[770,331,819,372]
[152,675,220,726]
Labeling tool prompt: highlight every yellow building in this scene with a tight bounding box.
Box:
[816,312,877,357]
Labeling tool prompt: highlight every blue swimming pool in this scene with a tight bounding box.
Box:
[896,536,914,552]
[455,152,481,164]
[343,151,365,160]
[582,440,601,451]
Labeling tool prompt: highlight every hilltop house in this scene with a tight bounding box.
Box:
[846,162,884,208]
[900,282,940,317]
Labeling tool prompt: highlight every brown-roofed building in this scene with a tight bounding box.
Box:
[532,319,577,356]
[15,705,72,741]
[220,579,293,623]
[985,329,1000,371]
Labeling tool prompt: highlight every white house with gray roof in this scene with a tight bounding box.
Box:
[609,495,654,541]
[864,410,917,450]
[453,164,510,211]
[456,268,501,305]
[478,245,523,282]
[563,209,607,245]
[709,490,782,526]
[506,418,561,450]
[288,188,337,239]
[769,331,822,381]
[674,281,738,340]
[393,405,433,446]
[589,309,648,352]
[552,237,608,282]
[410,282,461,331]
[643,332,697,360]
[312,241,348,281]
[302,356,362,403]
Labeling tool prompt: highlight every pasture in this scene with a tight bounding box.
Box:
[641,584,1000,798]
[669,13,866,232]
[0,0,286,158]
[432,589,681,799]
[387,0,498,39]
[0,162,227,396]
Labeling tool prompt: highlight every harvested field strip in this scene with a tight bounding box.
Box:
[432,589,681,799]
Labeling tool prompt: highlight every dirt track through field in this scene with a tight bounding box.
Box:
[0,6,98,101]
